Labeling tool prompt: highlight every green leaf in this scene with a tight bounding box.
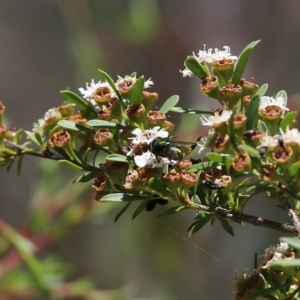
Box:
[170,107,212,114]
[58,160,83,170]
[184,56,210,79]
[132,200,148,220]
[238,144,259,156]
[60,90,97,116]
[98,69,124,104]
[257,120,269,133]
[232,40,261,84]
[115,202,132,223]
[288,162,300,179]
[106,154,129,163]
[159,95,179,113]
[228,107,238,151]
[73,172,97,183]
[246,94,260,130]
[100,193,157,202]
[157,205,190,217]
[57,120,79,131]
[271,258,300,267]
[17,156,24,176]
[87,119,125,129]
[276,89,287,103]
[25,131,42,146]
[279,111,298,132]
[280,237,300,250]
[205,152,232,165]
[131,76,145,104]
[220,219,234,236]
[187,212,212,236]
[254,83,268,97]
[186,161,220,172]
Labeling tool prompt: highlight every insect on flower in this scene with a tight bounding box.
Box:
[149,136,186,161]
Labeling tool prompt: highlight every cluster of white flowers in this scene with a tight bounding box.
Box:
[78,80,114,100]
[259,127,300,150]
[180,45,237,77]
[259,96,289,112]
[200,110,232,127]
[126,126,170,168]
[78,75,153,102]
[115,75,154,90]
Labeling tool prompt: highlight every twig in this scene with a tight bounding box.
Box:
[195,203,300,236]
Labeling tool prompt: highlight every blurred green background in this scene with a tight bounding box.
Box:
[1,1,300,299]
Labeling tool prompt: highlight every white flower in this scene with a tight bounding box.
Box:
[116,75,153,89]
[127,127,171,168]
[256,241,291,272]
[180,45,237,77]
[78,80,113,100]
[264,242,289,255]
[259,96,289,112]
[279,127,300,146]
[208,46,237,63]
[128,126,169,145]
[200,110,232,127]
[259,133,278,149]
[133,151,170,168]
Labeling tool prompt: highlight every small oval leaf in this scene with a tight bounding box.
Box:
[279,111,298,132]
[186,161,220,172]
[246,94,260,130]
[100,193,157,202]
[87,120,125,129]
[60,90,97,116]
[184,56,210,79]
[58,160,83,170]
[232,40,261,85]
[57,120,79,131]
[106,154,129,163]
[131,76,145,104]
[170,107,212,114]
[160,95,179,113]
[98,69,124,105]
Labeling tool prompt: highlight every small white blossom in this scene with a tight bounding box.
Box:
[129,126,169,145]
[180,45,237,77]
[264,242,289,255]
[259,96,289,112]
[207,46,237,63]
[78,80,113,100]
[256,242,290,271]
[280,127,300,145]
[116,75,153,89]
[259,133,279,149]
[127,126,170,168]
[200,110,232,127]
[133,151,170,168]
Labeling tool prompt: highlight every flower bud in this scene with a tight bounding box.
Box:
[213,134,230,153]
[142,91,159,111]
[199,76,221,101]
[147,110,166,127]
[48,130,71,148]
[212,58,235,86]
[239,79,259,97]
[125,103,145,126]
[57,103,76,117]
[94,128,113,146]
[221,84,243,108]
[161,120,175,133]
[232,153,251,173]
[180,171,197,189]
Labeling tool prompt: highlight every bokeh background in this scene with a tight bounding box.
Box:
[1,1,300,299]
